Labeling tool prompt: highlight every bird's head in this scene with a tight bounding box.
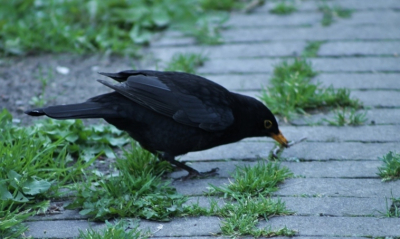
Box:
[246,97,288,148]
[262,118,288,148]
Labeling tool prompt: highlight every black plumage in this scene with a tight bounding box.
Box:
[25,70,288,178]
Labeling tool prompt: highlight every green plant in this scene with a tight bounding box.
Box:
[209,162,293,198]
[0,0,240,56]
[319,3,352,26]
[0,109,96,237]
[377,152,400,182]
[26,118,130,161]
[164,53,208,74]
[323,108,367,126]
[66,142,187,221]
[302,41,325,57]
[259,58,362,120]
[29,67,54,107]
[218,196,294,237]
[270,1,297,15]
[77,219,149,239]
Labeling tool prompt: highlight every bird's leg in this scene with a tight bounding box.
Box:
[160,153,219,180]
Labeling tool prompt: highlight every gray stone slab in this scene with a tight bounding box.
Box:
[242,90,400,108]
[280,142,399,161]
[25,220,106,238]
[204,73,400,91]
[139,216,221,237]
[282,197,386,216]
[278,125,400,142]
[290,108,400,126]
[267,216,400,237]
[256,0,400,12]
[276,178,400,198]
[319,42,400,56]
[351,90,400,108]
[334,11,400,26]
[203,73,271,91]
[151,42,305,62]
[172,160,381,179]
[181,140,397,162]
[198,57,400,74]
[316,73,400,90]
[180,141,275,161]
[221,26,400,43]
[225,12,322,28]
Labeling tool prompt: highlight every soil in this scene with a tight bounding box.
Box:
[0,52,158,125]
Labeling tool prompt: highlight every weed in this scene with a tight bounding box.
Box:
[319,3,352,26]
[377,152,400,182]
[77,219,150,239]
[27,118,130,161]
[66,142,187,221]
[270,1,297,15]
[29,68,54,107]
[302,41,325,57]
[259,58,362,120]
[0,109,96,237]
[0,0,241,56]
[164,53,208,74]
[323,108,367,126]
[209,161,293,198]
[219,196,294,237]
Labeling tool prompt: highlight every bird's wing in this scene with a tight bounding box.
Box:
[98,75,234,131]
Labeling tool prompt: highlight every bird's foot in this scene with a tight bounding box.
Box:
[176,167,219,181]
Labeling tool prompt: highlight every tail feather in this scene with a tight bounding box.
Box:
[25,102,118,119]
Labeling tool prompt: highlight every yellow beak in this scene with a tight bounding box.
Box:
[271,131,288,148]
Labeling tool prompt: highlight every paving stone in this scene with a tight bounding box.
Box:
[203,73,400,91]
[351,90,400,108]
[267,216,400,237]
[151,42,305,62]
[25,220,105,238]
[203,73,271,91]
[225,12,322,28]
[276,178,400,198]
[171,160,381,179]
[221,26,400,43]
[198,57,400,74]
[282,197,386,216]
[316,73,400,90]
[139,216,221,237]
[242,90,400,108]
[172,178,228,196]
[180,141,397,162]
[280,142,398,161]
[278,125,400,142]
[289,108,400,126]
[319,41,400,56]
[256,0,400,12]
[334,11,400,26]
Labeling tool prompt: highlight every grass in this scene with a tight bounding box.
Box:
[204,161,295,237]
[323,108,367,126]
[318,3,352,26]
[65,142,187,221]
[209,161,293,198]
[377,151,400,182]
[0,0,253,56]
[259,58,362,120]
[302,41,325,58]
[78,219,150,239]
[28,67,53,107]
[164,53,208,74]
[270,1,297,15]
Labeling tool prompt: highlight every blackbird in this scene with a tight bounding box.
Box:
[25,70,288,178]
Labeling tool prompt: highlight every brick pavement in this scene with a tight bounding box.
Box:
[26,0,400,238]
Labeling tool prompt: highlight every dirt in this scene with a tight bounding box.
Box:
[0,52,158,125]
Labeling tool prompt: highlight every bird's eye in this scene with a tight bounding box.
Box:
[264,120,273,129]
